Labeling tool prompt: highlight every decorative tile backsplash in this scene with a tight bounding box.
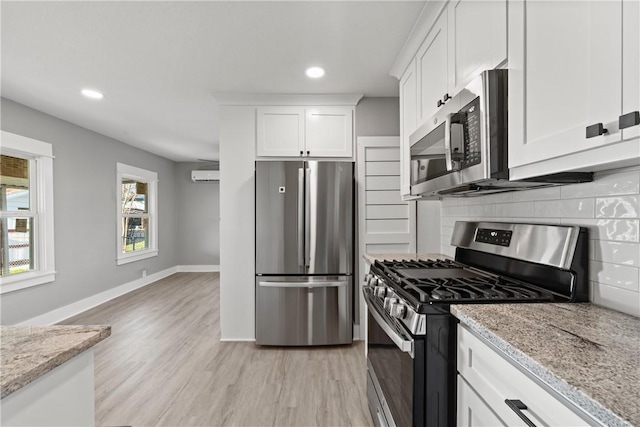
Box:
[439,166,640,317]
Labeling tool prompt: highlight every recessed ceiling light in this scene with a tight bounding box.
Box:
[306,67,326,79]
[81,89,104,99]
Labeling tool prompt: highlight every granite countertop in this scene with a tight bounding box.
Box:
[363,252,450,263]
[452,303,640,427]
[0,325,111,398]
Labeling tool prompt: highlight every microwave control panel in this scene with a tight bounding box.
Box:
[459,97,481,168]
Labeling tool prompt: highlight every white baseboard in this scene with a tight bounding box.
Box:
[176,265,220,272]
[19,266,179,325]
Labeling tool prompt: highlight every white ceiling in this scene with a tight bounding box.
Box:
[1,1,425,162]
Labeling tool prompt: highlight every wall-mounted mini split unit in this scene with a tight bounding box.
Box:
[191,170,220,182]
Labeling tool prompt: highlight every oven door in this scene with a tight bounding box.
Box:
[364,289,425,427]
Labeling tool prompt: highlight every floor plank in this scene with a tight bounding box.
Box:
[62,272,372,427]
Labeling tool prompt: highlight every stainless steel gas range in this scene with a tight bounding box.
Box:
[363,221,589,427]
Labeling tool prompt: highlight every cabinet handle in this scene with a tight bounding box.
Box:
[505,399,537,427]
[586,123,608,138]
[619,111,640,130]
[300,150,303,156]
[443,93,452,102]
[437,99,445,107]
[306,150,310,156]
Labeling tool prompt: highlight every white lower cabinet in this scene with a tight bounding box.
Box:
[457,324,596,427]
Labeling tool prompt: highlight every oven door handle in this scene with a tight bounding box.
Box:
[364,290,415,358]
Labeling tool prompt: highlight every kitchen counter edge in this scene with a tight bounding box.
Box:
[1,325,111,398]
[452,304,638,427]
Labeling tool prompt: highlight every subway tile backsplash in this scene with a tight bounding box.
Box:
[439,166,640,317]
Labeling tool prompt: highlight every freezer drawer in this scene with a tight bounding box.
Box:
[255,276,352,346]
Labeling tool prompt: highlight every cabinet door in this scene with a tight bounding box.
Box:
[509,1,623,169]
[622,0,640,141]
[256,107,305,157]
[417,10,449,125]
[448,0,507,93]
[399,60,417,197]
[457,376,507,427]
[305,107,353,157]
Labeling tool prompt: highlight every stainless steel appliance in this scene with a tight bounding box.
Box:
[255,161,353,346]
[364,221,588,427]
[409,70,592,197]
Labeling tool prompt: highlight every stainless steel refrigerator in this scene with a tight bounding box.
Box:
[255,161,353,346]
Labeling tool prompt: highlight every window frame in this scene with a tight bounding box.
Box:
[116,163,158,265]
[0,131,55,294]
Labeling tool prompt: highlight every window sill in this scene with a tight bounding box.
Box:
[116,249,158,266]
[0,271,56,295]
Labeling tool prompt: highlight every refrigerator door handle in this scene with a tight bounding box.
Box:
[297,167,305,269]
[258,280,348,288]
[305,165,312,271]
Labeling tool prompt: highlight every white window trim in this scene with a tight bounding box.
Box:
[116,163,158,265]
[0,131,56,294]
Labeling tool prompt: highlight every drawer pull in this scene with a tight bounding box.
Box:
[437,99,445,107]
[586,123,608,138]
[619,111,640,129]
[505,399,537,427]
[443,93,452,102]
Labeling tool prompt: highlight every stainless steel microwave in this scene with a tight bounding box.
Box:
[409,70,592,197]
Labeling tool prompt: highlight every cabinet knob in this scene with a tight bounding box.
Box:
[306,150,310,156]
[586,123,608,138]
[443,93,452,102]
[437,99,445,107]
[300,150,303,156]
[619,111,640,130]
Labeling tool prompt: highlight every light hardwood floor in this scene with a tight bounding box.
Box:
[62,272,373,427]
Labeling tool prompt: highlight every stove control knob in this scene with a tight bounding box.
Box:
[383,297,398,312]
[368,276,380,287]
[390,302,407,319]
[364,273,372,282]
[374,286,387,298]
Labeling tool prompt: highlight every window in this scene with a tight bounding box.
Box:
[0,131,55,294]
[116,163,158,265]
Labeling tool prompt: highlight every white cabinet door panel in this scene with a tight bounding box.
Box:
[448,0,507,93]
[305,107,353,157]
[622,0,640,141]
[457,376,508,427]
[256,107,305,157]
[417,10,449,124]
[400,60,417,197]
[509,0,624,169]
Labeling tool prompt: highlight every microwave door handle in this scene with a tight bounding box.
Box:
[444,113,454,171]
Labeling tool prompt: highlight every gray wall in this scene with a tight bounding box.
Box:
[175,162,220,265]
[355,97,400,137]
[1,98,179,324]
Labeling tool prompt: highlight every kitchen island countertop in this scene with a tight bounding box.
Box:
[1,325,111,398]
[452,303,640,427]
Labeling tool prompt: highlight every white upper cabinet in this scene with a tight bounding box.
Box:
[399,60,418,198]
[393,0,507,197]
[257,106,354,158]
[447,0,507,92]
[256,107,305,157]
[417,1,507,126]
[509,0,640,179]
[417,10,449,124]
[305,107,353,158]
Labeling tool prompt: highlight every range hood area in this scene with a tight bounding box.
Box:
[408,70,593,198]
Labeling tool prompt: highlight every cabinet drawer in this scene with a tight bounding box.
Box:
[457,324,595,426]
[457,375,507,427]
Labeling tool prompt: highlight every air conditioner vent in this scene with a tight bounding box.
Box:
[191,170,220,182]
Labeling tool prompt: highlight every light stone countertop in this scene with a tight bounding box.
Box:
[452,303,640,427]
[363,252,450,264]
[0,325,111,398]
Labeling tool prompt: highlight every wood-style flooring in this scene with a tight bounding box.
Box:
[62,272,372,427]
